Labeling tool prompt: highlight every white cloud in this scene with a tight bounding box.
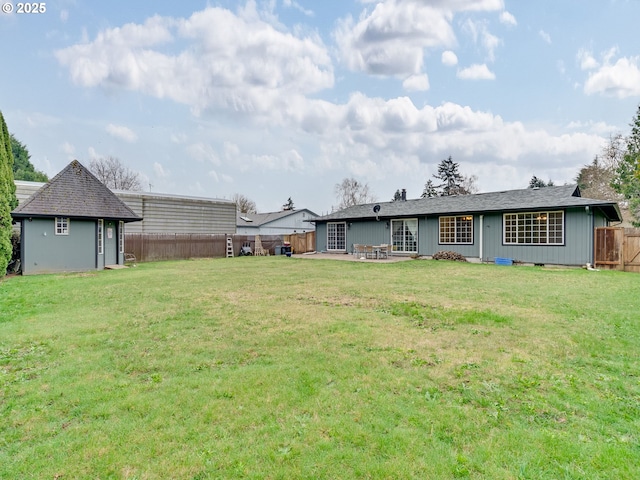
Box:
[170,133,187,144]
[25,112,60,128]
[51,2,610,200]
[461,19,502,62]
[334,0,502,77]
[402,74,430,92]
[457,63,496,80]
[584,54,640,98]
[187,142,221,165]
[153,162,170,178]
[60,10,69,23]
[499,11,517,26]
[566,120,617,135]
[55,6,333,118]
[577,49,599,70]
[539,30,551,44]
[60,141,75,156]
[441,50,458,66]
[283,0,314,16]
[106,123,137,142]
[223,144,305,173]
[87,147,100,159]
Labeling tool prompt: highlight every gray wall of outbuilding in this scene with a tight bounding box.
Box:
[20,218,97,275]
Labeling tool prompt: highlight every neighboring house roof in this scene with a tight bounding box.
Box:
[236,208,318,228]
[313,185,622,223]
[11,160,142,222]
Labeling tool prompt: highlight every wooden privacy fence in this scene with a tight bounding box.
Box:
[125,233,316,262]
[284,232,316,255]
[594,227,640,273]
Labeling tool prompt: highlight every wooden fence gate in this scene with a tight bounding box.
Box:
[283,232,316,254]
[594,227,640,273]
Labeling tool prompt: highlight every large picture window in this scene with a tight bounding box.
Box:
[439,216,473,244]
[327,222,346,251]
[55,217,69,235]
[391,219,418,253]
[503,211,564,245]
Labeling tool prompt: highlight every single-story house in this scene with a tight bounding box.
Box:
[11,160,142,275]
[236,208,318,235]
[312,185,622,266]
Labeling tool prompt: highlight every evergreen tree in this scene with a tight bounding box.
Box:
[433,156,464,196]
[282,197,294,211]
[10,134,48,182]
[0,111,18,276]
[612,104,640,226]
[392,189,402,201]
[420,179,438,198]
[528,176,554,188]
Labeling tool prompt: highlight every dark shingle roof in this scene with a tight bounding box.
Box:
[11,160,142,222]
[314,185,621,222]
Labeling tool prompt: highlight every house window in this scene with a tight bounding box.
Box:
[119,221,124,254]
[439,216,473,244]
[55,217,69,235]
[98,219,104,255]
[391,219,418,253]
[503,211,564,245]
[327,222,346,251]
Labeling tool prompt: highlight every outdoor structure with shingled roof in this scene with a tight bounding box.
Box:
[11,160,142,274]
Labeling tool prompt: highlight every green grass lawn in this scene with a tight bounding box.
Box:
[1,257,639,479]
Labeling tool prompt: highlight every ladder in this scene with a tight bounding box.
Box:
[254,235,265,256]
[226,236,234,258]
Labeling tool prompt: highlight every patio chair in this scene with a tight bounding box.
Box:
[363,245,375,259]
[353,244,364,258]
[377,244,389,259]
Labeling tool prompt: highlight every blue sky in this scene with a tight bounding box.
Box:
[2,0,639,214]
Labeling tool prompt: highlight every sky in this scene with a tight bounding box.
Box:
[2,0,640,215]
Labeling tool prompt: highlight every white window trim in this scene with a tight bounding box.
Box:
[98,219,104,255]
[55,217,69,235]
[327,222,347,251]
[119,221,125,254]
[503,210,565,245]
[391,218,418,253]
[439,215,474,245]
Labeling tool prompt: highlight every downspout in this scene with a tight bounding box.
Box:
[584,205,596,267]
[479,215,484,263]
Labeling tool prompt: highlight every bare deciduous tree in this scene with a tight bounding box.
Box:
[461,174,479,194]
[232,193,257,214]
[334,177,376,210]
[89,156,142,191]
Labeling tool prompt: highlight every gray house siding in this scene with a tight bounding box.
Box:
[21,218,97,275]
[480,207,600,266]
[316,223,327,251]
[236,209,318,235]
[316,207,612,266]
[346,221,389,252]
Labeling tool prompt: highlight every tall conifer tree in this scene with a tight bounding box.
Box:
[0,111,18,276]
